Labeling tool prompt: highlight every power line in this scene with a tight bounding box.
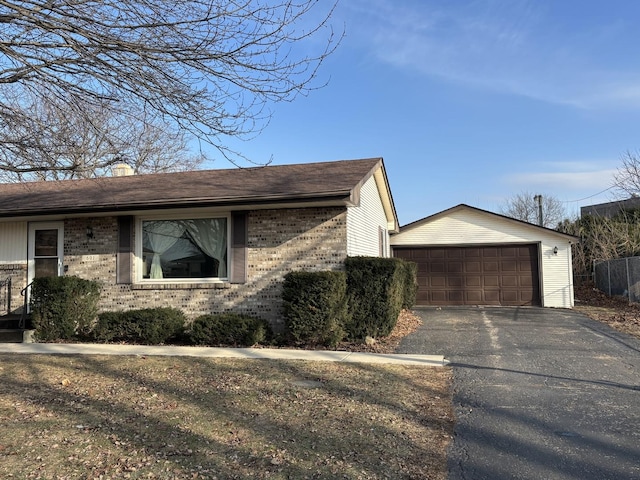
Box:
[562,184,617,203]
[561,173,634,203]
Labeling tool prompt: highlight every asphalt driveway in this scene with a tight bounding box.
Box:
[396,307,640,480]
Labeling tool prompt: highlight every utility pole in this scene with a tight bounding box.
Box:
[533,194,543,226]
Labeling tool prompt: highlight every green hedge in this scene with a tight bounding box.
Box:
[399,259,418,309]
[30,276,101,342]
[92,307,185,344]
[187,313,271,347]
[344,256,408,340]
[280,258,418,345]
[282,271,348,347]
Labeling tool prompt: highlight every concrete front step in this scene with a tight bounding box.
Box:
[0,315,32,331]
[0,329,35,343]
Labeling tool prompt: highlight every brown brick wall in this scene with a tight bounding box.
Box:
[62,207,347,330]
[0,263,27,315]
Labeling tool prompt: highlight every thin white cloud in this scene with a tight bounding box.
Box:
[505,169,617,191]
[535,160,619,173]
[495,165,618,215]
[499,159,620,207]
[581,82,640,109]
[342,0,640,110]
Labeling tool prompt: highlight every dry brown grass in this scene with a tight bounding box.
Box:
[574,283,640,339]
[335,309,425,354]
[0,311,453,479]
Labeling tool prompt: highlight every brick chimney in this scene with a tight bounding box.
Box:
[112,163,135,177]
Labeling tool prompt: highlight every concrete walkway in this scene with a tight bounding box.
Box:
[0,342,448,366]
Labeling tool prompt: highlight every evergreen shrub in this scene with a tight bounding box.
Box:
[282,270,348,347]
[30,275,101,342]
[399,259,418,309]
[187,313,271,347]
[92,307,185,344]
[344,256,405,340]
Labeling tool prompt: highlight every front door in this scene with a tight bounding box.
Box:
[28,222,64,285]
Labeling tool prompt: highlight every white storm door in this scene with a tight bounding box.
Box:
[27,222,64,284]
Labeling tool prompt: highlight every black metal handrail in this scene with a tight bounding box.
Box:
[0,277,10,316]
[19,281,33,330]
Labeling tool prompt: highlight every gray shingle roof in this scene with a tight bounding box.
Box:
[0,158,383,217]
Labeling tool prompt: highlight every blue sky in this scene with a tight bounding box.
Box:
[214,0,640,226]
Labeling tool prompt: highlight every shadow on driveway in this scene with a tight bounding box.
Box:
[396,306,640,480]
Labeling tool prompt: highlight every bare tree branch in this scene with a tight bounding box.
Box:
[559,211,640,280]
[0,0,342,176]
[499,191,567,229]
[0,91,203,181]
[613,150,640,198]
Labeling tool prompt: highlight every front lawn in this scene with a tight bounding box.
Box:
[0,355,452,479]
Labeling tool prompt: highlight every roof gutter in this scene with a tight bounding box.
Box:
[0,192,355,219]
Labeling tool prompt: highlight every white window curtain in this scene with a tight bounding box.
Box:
[144,221,186,279]
[184,219,227,277]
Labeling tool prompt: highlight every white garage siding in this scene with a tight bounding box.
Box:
[347,175,390,257]
[391,206,577,308]
[0,222,27,264]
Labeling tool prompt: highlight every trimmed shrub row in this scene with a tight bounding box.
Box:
[29,276,270,346]
[283,256,418,345]
[93,309,272,346]
[30,256,418,347]
[93,310,271,346]
[188,313,271,347]
[93,307,186,344]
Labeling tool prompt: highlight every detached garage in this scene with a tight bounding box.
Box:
[391,205,578,308]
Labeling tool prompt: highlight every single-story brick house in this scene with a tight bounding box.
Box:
[391,204,578,308]
[0,158,397,331]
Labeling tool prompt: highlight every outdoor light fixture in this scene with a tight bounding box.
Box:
[553,246,558,255]
[86,226,94,240]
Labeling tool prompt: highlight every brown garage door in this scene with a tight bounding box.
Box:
[394,245,541,306]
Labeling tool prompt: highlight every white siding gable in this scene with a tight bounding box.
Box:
[0,222,27,264]
[347,175,389,257]
[391,208,559,245]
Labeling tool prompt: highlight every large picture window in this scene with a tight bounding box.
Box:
[141,217,228,280]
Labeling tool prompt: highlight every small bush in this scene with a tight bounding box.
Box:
[344,256,405,340]
[399,259,418,309]
[30,276,101,342]
[92,307,185,344]
[282,271,348,347]
[187,313,271,347]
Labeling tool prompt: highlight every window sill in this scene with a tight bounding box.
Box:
[131,282,231,290]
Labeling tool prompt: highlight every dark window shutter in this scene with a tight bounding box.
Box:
[230,212,248,284]
[117,216,133,284]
